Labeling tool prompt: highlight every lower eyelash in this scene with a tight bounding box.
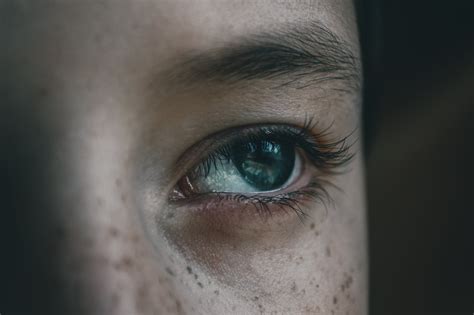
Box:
[196,178,335,222]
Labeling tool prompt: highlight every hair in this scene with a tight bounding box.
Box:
[355,0,381,153]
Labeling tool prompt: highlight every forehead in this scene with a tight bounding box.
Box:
[7,0,358,56]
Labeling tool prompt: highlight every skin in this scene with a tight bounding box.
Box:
[2,0,366,314]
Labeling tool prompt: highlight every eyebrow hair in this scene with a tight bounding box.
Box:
[166,21,361,92]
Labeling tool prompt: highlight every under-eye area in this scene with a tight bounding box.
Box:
[167,118,355,228]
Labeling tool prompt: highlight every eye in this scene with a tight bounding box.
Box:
[170,121,354,219]
[180,138,302,195]
[231,139,298,191]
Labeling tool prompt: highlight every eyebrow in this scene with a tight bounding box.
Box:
[163,21,361,92]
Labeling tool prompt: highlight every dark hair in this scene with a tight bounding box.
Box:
[355,0,381,152]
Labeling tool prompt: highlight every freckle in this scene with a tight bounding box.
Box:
[121,256,133,269]
[135,283,148,312]
[186,266,192,274]
[316,284,320,288]
[315,230,320,237]
[158,276,166,284]
[165,267,175,277]
[333,296,338,304]
[131,233,139,243]
[325,246,331,257]
[175,299,183,313]
[251,296,259,301]
[347,275,353,287]
[214,290,219,296]
[194,274,198,280]
[109,227,119,238]
[291,282,297,292]
[120,193,127,203]
[197,282,203,288]
[310,223,315,229]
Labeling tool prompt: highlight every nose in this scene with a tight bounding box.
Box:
[1,106,176,315]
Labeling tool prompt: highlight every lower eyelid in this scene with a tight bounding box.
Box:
[166,192,310,233]
[168,164,323,221]
[163,174,337,236]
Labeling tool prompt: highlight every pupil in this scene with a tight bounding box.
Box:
[231,140,295,191]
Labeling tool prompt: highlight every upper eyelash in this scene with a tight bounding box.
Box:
[191,117,356,179]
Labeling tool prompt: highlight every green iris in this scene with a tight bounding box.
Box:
[231,140,295,191]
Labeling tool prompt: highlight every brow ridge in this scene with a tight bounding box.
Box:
[164,21,361,91]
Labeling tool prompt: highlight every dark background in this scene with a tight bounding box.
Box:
[362,0,474,313]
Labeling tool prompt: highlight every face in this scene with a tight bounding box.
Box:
[2,0,366,314]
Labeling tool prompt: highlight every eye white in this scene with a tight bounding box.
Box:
[192,151,302,194]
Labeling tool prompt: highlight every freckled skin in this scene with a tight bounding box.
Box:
[2,0,367,314]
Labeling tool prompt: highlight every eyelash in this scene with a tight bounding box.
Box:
[196,179,338,221]
[175,118,355,220]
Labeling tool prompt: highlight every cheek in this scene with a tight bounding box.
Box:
[146,167,366,314]
[15,97,188,314]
